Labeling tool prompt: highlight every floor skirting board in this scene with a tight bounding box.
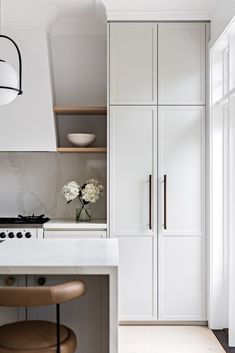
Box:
[119,321,208,326]
[213,330,235,353]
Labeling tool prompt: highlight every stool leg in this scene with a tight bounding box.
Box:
[56,304,61,353]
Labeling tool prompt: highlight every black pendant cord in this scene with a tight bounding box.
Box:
[0,34,23,95]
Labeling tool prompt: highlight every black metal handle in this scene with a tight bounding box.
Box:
[149,175,152,230]
[164,174,167,230]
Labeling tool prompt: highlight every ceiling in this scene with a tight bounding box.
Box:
[1,0,104,23]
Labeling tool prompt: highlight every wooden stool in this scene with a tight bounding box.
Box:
[0,281,86,353]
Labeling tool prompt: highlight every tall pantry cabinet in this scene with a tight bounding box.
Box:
[108,22,207,322]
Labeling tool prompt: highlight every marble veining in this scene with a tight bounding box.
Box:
[0,153,106,219]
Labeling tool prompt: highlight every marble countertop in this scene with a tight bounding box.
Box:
[0,239,118,272]
[44,219,107,230]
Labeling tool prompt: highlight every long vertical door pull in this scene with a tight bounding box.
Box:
[164,174,167,230]
[149,175,152,230]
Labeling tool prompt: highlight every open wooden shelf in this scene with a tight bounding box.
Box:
[54,106,107,153]
[57,147,107,153]
[54,106,107,115]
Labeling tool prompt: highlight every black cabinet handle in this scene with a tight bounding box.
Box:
[164,174,167,230]
[149,175,152,230]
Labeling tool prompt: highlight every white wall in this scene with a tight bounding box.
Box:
[49,2,107,106]
[51,34,106,106]
[209,16,235,346]
[211,0,235,43]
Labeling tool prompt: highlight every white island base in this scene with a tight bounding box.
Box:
[0,239,119,353]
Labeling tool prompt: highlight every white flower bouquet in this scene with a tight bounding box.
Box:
[62,179,104,221]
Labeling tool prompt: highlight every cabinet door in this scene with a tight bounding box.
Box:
[110,106,157,237]
[118,237,155,321]
[0,276,26,325]
[158,106,204,235]
[159,236,206,320]
[158,106,205,320]
[109,23,157,105]
[158,23,205,105]
[27,275,109,353]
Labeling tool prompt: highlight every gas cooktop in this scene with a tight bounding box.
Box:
[0,215,50,240]
[0,215,50,225]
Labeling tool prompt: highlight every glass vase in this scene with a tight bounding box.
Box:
[76,202,91,222]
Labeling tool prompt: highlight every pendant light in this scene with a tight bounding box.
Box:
[0,0,23,105]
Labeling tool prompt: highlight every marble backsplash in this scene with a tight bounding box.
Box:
[0,153,107,219]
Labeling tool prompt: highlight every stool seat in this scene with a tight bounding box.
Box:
[0,321,76,353]
[0,280,86,353]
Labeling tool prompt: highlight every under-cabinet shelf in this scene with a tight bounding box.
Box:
[57,147,107,153]
[54,106,107,115]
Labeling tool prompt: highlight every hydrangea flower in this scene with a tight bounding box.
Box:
[62,181,80,202]
[62,179,104,204]
[82,180,104,203]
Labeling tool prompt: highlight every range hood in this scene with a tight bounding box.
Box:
[0,24,57,152]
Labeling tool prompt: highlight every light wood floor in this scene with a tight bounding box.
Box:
[119,326,225,353]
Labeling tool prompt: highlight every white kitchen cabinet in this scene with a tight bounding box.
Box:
[44,220,107,238]
[27,275,109,353]
[158,106,205,235]
[158,23,206,105]
[158,106,205,320]
[159,236,206,320]
[0,275,26,325]
[44,230,106,238]
[118,237,155,321]
[108,21,207,323]
[230,32,235,91]
[109,23,157,105]
[110,106,157,237]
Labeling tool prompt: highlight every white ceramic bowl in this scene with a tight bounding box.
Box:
[67,133,96,147]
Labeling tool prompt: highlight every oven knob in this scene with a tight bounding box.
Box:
[8,232,15,238]
[25,232,32,239]
[5,277,15,286]
[0,232,6,238]
[16,232,23,238]
[37,277,46,286]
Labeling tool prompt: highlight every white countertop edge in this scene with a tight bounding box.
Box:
[0,266,118,275]
[0,239,119,269]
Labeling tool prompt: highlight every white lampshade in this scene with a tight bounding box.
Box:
[0,60,19,105]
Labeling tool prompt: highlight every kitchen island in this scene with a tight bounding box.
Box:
[0,239,118,353]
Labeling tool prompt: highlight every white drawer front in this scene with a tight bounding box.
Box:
[44,230,107,238]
